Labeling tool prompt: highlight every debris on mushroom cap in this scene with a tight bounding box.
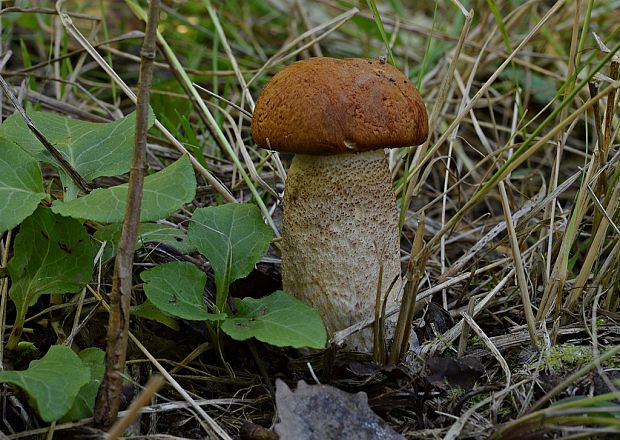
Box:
[251,57,429,155]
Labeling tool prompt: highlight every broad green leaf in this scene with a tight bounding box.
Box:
[8,207,94,320]
[51,155,196,223]
[131,300,181,330]
[222,291,326,349]
[0,345,90,422]
[62,348,105,422]
[94,222,196,257]
[0,110,153,181]
[0,138,48,232]
[188,204,272,310]
[141,261,225,321]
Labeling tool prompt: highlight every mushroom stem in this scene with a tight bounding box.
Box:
[282,150,403,351]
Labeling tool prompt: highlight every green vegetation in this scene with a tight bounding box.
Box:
[0,0,617,437]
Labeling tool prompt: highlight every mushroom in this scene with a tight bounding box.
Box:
[251,57,428,351]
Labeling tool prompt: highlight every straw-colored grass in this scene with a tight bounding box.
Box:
[0,0,618,438]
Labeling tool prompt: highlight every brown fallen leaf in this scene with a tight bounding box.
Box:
[274,379,404,440]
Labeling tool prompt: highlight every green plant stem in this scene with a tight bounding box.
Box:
[5,307,25,352]
[366,0,396,66]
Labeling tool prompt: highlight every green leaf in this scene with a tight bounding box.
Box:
[0,345,91,422]
[188,203,272,310]
[141,261,225,321]
[131,300,181,331]
[51,155,196,223]
[0,138,49,232]
[61,348,105,422]
[502,67,558,102]
[94,222,196,256]
[8,207,94,320]
[0,110,154,181]
[222,291,326,349]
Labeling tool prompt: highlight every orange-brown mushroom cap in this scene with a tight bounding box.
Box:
[251,57,428,155]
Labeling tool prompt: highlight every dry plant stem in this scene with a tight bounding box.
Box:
[565,183,620,312]
[86,283,232,439]
[0,73,90,192]
[537,166,596,317]
[498,181,537,347]
[14,31,144,77]
[457,297,475,357]
[602,61,618,159]
[0,6,99,20]
[388,214,426,365]
[588,81,604,155]
[94,0,160,429]
[106,375,165,440]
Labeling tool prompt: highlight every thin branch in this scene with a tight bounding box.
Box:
[92,0,161,429]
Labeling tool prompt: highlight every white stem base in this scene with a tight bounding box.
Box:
[282,150,403,351]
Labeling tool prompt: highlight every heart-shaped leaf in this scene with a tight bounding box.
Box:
[222,291,326,349]
[188,204,272,310]
[61,348,105,422]
[8,207,95,323]
[51,155,196,223]
[0,138,48,232]
[0,345,91,422]
[141,261,225,321]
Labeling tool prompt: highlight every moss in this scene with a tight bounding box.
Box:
[447,385,464,402]
[541,344,619,371]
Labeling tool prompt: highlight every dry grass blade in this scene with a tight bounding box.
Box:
[106,375,165,439]
[247,7,359,86]
[565,180,620,312]
[420,268,515,358]
[498,180,537,346]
